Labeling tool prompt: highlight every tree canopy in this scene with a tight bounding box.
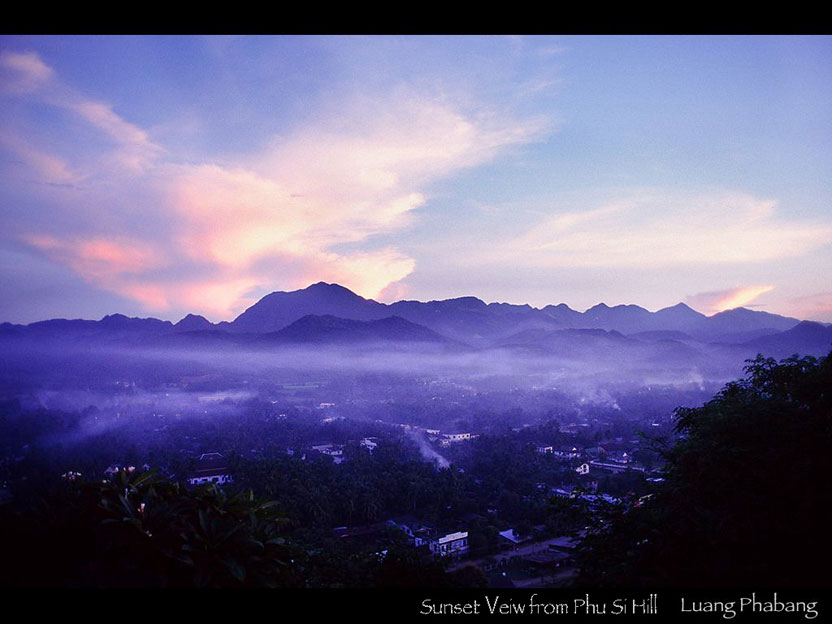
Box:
[576,352,832,587]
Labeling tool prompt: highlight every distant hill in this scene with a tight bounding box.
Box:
[231,282,387,333]
[693,307,799,342]
[741,321,832,358]
[259,314,453,346]
[0,282,814,358]
[173,314,214,332]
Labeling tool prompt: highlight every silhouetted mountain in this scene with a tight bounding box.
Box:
[387,297,558,347]
[174,314,214,332]
[11,315,172,343]
[742,321,832,358]
[231,282,387,333]
[580,303,656,334]
[260,314,452,346]
[692,307,800,342]
[652,303,708,332]
[98,314,173,333]
[0,282,817,359]
[541,303,584,326]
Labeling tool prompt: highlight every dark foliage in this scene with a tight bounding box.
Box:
[576,352,832,587]
[0,469,298,587]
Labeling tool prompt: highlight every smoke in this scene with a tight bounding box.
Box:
[407,430,450,469]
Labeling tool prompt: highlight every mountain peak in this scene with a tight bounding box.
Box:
[231,282,386,333]
[174,313,213,332]
[307,281,352,292]
[656,302,704,316]
[587,302,610,311]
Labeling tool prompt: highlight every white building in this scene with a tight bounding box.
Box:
[188,452,233,486]
[360,438,378,452]
[439,432,477,447]
[429,531,469,557]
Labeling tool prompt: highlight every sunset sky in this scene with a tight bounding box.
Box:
[1,35,831,323]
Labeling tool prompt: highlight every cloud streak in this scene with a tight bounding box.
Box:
[686,285,776,315]
[1,50,163,176]
[476,190,832,269]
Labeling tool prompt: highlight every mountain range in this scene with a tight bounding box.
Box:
[2,282,831,359]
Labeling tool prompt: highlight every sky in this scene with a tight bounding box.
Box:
[1,35,831,324]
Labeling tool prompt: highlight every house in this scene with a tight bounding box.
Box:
[498,528,532,547]
[360,438,378,453]
[553,446,581,459]
[311,444,346,464]
[334,522,390,548]
[588,459,629,474]
[429,531,469,558]
[547,535,580,552]
[387,517,432,547]
[187,452,232,486]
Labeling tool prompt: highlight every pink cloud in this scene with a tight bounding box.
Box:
[25,234,165,283]
[0,51,53,94]
[118,283,170,311]
[6,53,546,320]
[178,278,261,320]
[377,280,411,303]
[686,285,775,315]
[0,133,79,184]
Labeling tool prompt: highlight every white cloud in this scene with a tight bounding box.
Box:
[0,51,53,93]
[482,190,832,268]
[1,50,162,176]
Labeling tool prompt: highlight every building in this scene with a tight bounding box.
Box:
[588,457,645,474]
[360,438,378,453]
[311,444,345,464]
[429,531,469,558]
[499,528,532,547]
[387,517,432,547]
[187,452,232,486]
[439,432,477,447]
[553,446,581,459]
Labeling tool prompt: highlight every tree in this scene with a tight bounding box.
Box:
[576,352,832,588]
[0,468,297,587]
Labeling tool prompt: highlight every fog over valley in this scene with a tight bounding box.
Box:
[2,282,829,457]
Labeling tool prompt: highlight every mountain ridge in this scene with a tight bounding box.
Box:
[1,282,819,351]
